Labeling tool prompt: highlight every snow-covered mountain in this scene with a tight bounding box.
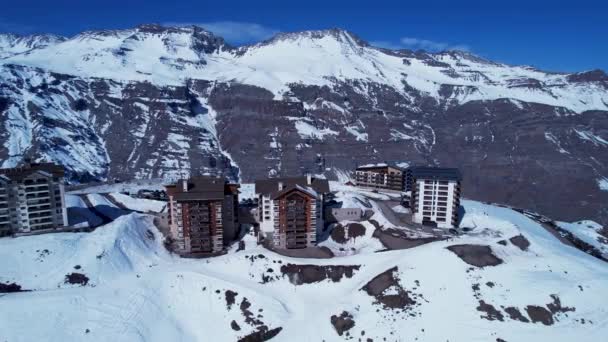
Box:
[3,25,607,112]
[1,185,607,341]
[0,24,607,224]
[0,33,66,58]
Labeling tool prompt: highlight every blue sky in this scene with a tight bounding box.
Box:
[1,0,607,72]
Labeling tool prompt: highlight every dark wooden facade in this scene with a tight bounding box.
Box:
[180,200,223,253]
[166,176,238,255]
[355,165,404,191]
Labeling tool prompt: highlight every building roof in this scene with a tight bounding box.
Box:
[0,162,65,182]
[272,184,319,200]
[356,163,404,171]
[166,176,230,201]
[255,176,329,197]
[409,167,462,181]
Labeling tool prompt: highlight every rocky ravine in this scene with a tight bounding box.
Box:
[0,24,607,225]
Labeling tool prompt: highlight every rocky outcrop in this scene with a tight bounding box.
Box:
[280,264,360,285]
[330,311,356,336]
[447,245,503,267]
[360,266,420,310]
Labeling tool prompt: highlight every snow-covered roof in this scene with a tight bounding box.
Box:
[356,163,405,171]
[255,176,329,196]
[272,183,320,200]
[357,163,389,168]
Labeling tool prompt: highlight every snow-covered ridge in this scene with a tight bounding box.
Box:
[1,24,607,112]
[0,33,66,58]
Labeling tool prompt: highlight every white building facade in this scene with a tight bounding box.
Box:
[410,168,462,229]
[0,163,68,236]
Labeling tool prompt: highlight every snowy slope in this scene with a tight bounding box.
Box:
[65,194,104,227]
[2,26,607,113]
[1,25,228,85]
[108,193,166,213]
[557,220,608,258]
[0,33,65,58]
[2,198,608,342]
[0,64,239,182]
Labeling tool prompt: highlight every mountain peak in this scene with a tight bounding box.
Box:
[434,50,498,66]
[134,23,213,36]
[567,69,608,84]
[257,28,369,47]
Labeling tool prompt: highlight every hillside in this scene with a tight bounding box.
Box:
[0,24,607,224]
[1,186,607,341]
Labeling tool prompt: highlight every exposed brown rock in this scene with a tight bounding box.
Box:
[238,327,283,342]
[225,290,238,309]
[447,244,503,267]
[547,294,575,315]
[330,224,347,244]
[231,320,241,331]
[330,311,356,336]
[361,266,416,310]
[65,272,89,286]
[331,223,366,244]
[0,282,26,293]
[280,264,360,285]
[373,228,443,250]
[477,300,504,321]
[526,305,554,325]
[504,307,529,322]
[509,235,531,251]
[347,223,366,239]
[240,297,264,327]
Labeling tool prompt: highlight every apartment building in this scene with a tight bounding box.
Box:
[0,162,68,236]
[404,167,415,192]
[255,175,329,249]
[410,167,462,229]
[165,176,239,255]
[355,163,404,191]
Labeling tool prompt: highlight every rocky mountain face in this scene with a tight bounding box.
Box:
[0,24,607,224]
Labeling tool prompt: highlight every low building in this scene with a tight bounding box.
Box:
[355,163,404,191]
[0,162,68,236]
[255,175,329,249]
[165,176,239,255]
[325,207,364,223]
[410,167,462,229]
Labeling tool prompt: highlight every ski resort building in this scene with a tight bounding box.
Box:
[255,176,329,249]
[0,162,68,236]
[165,176,239,255]
[355,164,405,191]
[410,167,462,229]
[325,207,364,223]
